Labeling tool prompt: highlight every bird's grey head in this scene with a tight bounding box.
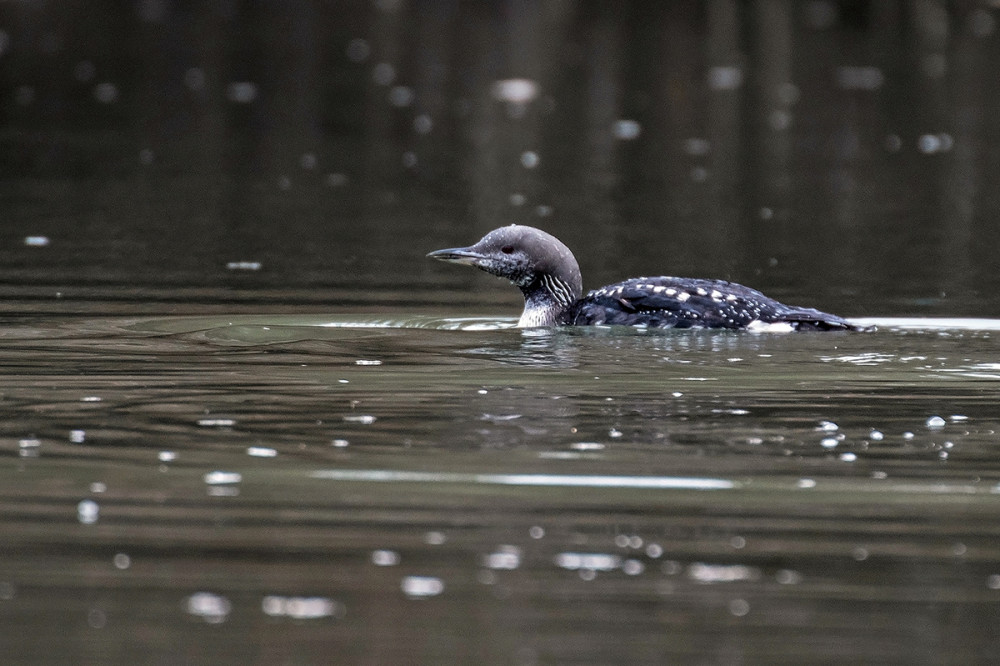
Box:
[427,225,584,323]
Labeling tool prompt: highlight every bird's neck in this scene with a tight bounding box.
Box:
[517,273,578,327]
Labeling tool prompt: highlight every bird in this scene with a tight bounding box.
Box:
[427,225,869,331]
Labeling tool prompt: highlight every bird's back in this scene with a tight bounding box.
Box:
[565,276,863,331]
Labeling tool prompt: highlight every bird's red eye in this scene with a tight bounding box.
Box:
[501,245,514,254]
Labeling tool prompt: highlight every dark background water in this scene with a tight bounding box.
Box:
[3,1,1000,316]
[3,2,1000,665]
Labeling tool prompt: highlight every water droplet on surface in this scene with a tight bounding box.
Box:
[424,531,446,545]
[261,596,341,619]
[775,569,803,585]
[185,592,231,623]
[69,429,86,444]
[77,499,99,524]
[371,549,400,566]
[729,599,751,617]
[246,447,277,458]
[483,546,521,570]
[622,559,645,576]
[203,471,242,485]
[926,415,946,429]
[401,576,444,598]
[869,429,884,441]
[113,553,131,570]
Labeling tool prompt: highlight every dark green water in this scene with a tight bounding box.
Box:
[3,2,1000,664]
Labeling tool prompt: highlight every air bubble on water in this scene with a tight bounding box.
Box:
[184,67,205,90]
[388,85,413,107]
[15,86,35,106]
[326,173,348,187]
[158,451,176,462]
[869,429,884,441]
[113,553,131,570]
[529,526,545,539]
[707,66,743,90]
[926,415,946,429]
[903,431,915,440]
[343,415,376,424]
[413,114,433,134]
[74,60,96,83]
[491,78,539,104]
[331,439,349,448]
[969,8,996,37]
[346,38,370,62]
[226,81,258,103]
[646,543,664,558]
[424,531,446,545]
[612,119,642,140]
[24,236,50,247]
[835,66,884,90]
[821,438,839,449]
[796,478,817,489]
[840,452,857,462]
[247,447,277,458]
[520,151,539,168]
[372,63,396,86]
[70,429,86,444]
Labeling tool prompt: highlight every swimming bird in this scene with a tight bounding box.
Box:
[428,225,867,331]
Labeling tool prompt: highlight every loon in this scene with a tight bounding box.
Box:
[428,225,867,331]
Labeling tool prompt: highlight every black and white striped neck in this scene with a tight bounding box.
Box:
[518,273,577,327]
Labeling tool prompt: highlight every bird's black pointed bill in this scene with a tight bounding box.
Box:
[426,247,484,266]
